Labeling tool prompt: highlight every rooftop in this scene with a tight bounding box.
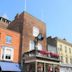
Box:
[47,36,72,47]
[0,17,11,24]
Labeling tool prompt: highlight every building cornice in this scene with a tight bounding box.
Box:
[55,37,72,47]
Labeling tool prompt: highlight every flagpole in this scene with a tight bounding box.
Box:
[24,0,26,11]
[41,8,44,21]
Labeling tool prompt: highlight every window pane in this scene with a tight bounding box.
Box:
[24,62,35,72]
[60,45,62,51]
[37,43,42,50]
[66,57,68,63]
[33,26,39,37]
[69,48,71,53]
[2,46,13,61]
[6,36,12,44]
[65,46,67,53]
[5,55,11,59]
[29,40,35,51]
[37,62,44,72]
[60,56,63,63]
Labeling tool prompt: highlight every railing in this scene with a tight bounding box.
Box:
[24,50,59,60]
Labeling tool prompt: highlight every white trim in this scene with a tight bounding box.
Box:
[1,47,2,60]
[25,59,60,65]
[29,40,35,51]
[37,43,42,50]
[60,64,72,67]
[1,46,14,61]
[33,26,39,37]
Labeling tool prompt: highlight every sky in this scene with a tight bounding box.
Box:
[0,0,72,42]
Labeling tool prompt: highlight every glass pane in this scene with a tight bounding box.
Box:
[24,62,35,72]
[33,26,39,37]
[29,40,35,51]
[37,43,42,50]
[6,36,12,44]
[37,62,44,72]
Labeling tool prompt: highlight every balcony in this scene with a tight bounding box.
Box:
[23,49,60,62]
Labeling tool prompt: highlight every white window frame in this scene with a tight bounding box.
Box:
[36,43,42,50]
[1,46,14,61]
[6,36,12,44]
[29,40,35,51]
[33,26,39,37]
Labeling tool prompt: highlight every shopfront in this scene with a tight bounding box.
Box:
[0,61,21,72]
[60,64,72,72]
[23,59,60,72]
[23,49,60,72]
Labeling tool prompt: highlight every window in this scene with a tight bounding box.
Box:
[70,58,72,64]
[65,46,67,53]
[5,49,11,59]
[37,43,42,50]
[33,26,39,37]
[60,56,63,63]
[66,56,68,63]
[59,45,62,51]
[69,48,71,53]
[48,45,57,53]
[29,40,35,51]
[37,62,44,72]
[6,36,12,44]
[1,46,14,61]
[25,62,35,72]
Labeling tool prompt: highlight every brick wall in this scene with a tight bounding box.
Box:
[8,12,47,58]
[0,28,20,63]
[0,21,8,28]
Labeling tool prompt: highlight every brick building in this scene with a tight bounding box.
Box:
[47,36,72,72]
[0,27,21,71]
[0,17,11,28]
[8,12,60,72]
[8,12,47,53]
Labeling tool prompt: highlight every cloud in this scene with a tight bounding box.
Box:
[2,14,8,19]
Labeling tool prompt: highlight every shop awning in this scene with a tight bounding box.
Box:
[0,61,21,71]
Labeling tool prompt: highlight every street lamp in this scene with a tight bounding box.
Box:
[37,33,44,41]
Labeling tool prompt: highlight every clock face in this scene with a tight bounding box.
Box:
[33,26,39,37]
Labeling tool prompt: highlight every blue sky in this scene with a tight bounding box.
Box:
[0,0,72,42]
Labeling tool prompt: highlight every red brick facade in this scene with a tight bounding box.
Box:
[0,28,20,63]
[8,12,47,54]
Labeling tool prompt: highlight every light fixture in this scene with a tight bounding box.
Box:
[37,33,44,41]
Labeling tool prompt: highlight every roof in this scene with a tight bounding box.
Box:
[0,27,20,35]
[54,37,72,47]
[0,17,11,24]
[47,36,72,47]
[14,11,46,26]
